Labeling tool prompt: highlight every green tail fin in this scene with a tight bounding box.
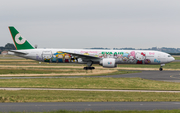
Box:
[8,26,34,50]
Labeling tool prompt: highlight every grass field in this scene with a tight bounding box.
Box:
[0,55,180,105]
[27,110,180,113]
[174,56,180,60]
[0,78,180,90]
[0,67,139,76]
[0,90,180,102]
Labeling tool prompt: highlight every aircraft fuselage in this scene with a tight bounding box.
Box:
[13,49,175,65]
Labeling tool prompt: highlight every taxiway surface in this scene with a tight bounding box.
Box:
[0,102,180,112]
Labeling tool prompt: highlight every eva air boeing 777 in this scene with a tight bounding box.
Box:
[8,26,175,71]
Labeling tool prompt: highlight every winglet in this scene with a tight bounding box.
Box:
[8,26,34,50]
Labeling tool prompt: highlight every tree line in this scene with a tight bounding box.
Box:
[0,43,16,54]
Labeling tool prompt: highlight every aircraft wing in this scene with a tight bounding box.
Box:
[61,51,102,60]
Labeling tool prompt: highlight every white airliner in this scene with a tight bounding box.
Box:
[8,26,175,71]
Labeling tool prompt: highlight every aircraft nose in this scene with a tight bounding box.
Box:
[170,57,175,62]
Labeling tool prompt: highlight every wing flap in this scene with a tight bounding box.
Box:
[62,51,101,60]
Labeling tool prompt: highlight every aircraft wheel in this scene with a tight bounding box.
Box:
[159,67,163,71]
[83,67,95,70]
[84,67,88,70]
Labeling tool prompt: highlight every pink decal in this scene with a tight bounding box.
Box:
[128,51,135,58]
[89,51,98,53]
[80,51,87,53]
[80,51,98,54]
[149,52,155,55]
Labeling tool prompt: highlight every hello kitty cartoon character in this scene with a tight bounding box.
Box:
[136,52,146,64]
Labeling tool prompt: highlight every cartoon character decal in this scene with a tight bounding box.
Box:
[51,55,57,63]
[71,56,78,62]
[128,56,135,63]
[116,54,123,63]
[123,57,128,62]
[128,51,136,63]
[54,51,64,63]
[154,59,160,63]
[42,51,52,62]
[123,53,129,58]
[145,59,151,64]
[136,52,146,64]
[84,52,89,55]
[36,54,43,61]
[64,54,71,63]
[103,53,107,58]
[98,53,103,58]
[40,50,153,65]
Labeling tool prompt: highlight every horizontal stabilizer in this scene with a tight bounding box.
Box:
[9,50,28,55]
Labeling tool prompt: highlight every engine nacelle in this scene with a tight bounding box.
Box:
[99,58,117,68]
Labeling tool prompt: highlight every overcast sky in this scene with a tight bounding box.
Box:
[1,0,180,49]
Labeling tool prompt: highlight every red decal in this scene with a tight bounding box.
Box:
[141,53,145,56]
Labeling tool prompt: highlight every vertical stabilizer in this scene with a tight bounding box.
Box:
[8,26,34,50]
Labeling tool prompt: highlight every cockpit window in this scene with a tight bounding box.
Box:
[168,55,171,57]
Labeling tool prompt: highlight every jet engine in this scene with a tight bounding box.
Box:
[99,58,117,68]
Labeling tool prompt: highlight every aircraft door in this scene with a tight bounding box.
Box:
[42,51,52,62]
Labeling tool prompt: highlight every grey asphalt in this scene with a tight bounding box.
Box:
[1,87,180,93]
[102,70,180,82]
[0,102,180,112]
[1,70,180,82]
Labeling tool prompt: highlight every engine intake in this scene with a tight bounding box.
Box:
[99,58,117,68]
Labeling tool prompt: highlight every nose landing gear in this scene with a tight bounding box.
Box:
[159,64,165,71]
[159,67,163,71]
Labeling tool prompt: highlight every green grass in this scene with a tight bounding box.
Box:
[0,68,84,74]
[4,110,180,113]
[118,64,160,68]
[0,90,180,102]
[174,56,180,60]
[0,77,180,90]
[117,62,180,69]
[0,68,139,76]
[29,110,180,113]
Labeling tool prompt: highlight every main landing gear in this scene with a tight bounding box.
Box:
[83,67,95,70]
[83,61,95,70]
[159,64,165,71]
